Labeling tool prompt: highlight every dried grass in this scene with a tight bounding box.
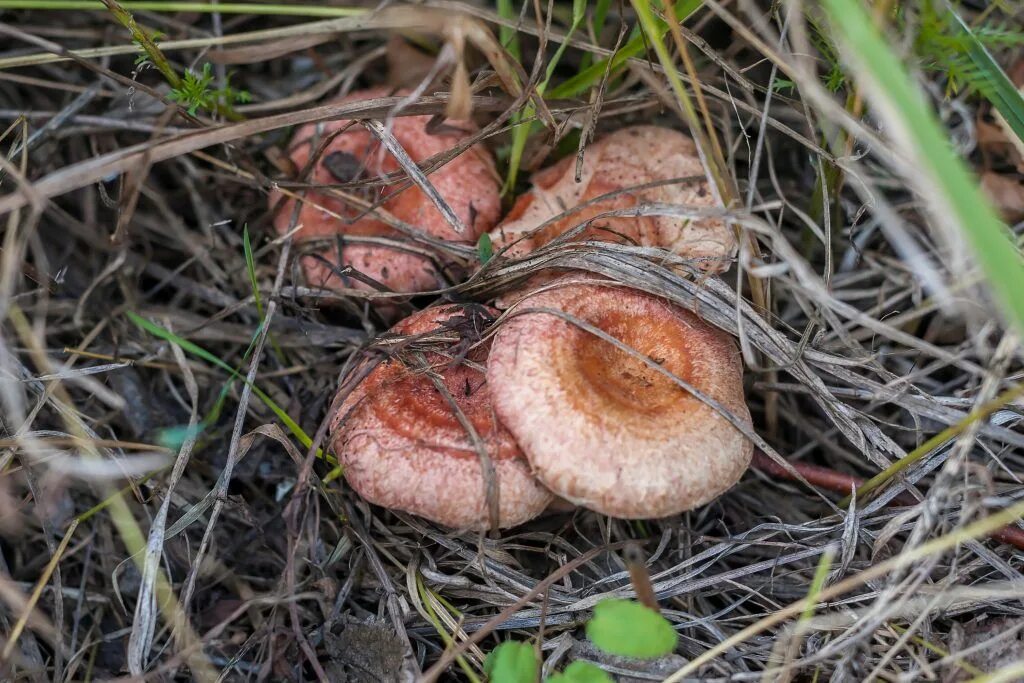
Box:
[1,1,1022,681]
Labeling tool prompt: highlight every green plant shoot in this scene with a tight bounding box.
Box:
[586,598,678,659]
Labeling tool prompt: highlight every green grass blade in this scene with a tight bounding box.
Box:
[821,0,1024,334]
[153,317,265,449]
[243,225,263,319]
[415,574,481,682]
[591,0,612,45]
[127,311,234,373]
[547,31,644,99]
[496,0,521,62]
[798,547,834,623]
[126,312,320,453]
[501,0,587,193]
[948,11,1024,144]
[241,227,288,364]
[0,0,365,16]
[579,0,613,71]
[545,0,586,87]
[501,114,533,195]
[547,0,703,100]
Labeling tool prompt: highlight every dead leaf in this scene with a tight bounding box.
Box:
[946,616,1024,682]
[323,618,416,683]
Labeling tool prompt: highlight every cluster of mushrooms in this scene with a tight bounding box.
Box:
[271,88,754,530]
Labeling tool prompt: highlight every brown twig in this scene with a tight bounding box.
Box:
[624,543,659,611]
[751,451,1024,551]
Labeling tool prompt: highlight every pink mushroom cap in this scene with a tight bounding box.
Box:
[330,304,553,529]
[490,125,735,271]
[270,87,501,300]
[486,277,752,519]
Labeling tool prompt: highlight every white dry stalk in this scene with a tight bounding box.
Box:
[759,581,1024,679]
[25,361,130,382]
[0,154,43,322]
[784,0,967,300]
[548,207,977,377]
[404,561,486,666]
[11,364,127,412]
[341,504,420,677]
[864,579,954,680]
[3,314,216,680]
[0,95,498,217]
[0,4,828,152]
[163,426,271,542]
[387,42,459,125]
[181,232,292,612]
[719,210,979,375]
[662,494,1024,680]
[45,452,169,479]
[127,339,200,676]
[362,119,467,235]
[735,0,955,304]
[0,16,367,69]
[0,572,58,647]
[930,620,1024,673]
[0,346,29,475]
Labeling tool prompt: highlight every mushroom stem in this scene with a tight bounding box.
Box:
[750,451,1024,551]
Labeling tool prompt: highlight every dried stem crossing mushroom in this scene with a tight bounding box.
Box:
[487,277,753,519]
[270,87,501,303]
[490,125,736,271]
[330,304,553,529]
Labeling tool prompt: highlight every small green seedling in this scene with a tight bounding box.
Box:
[484,598,676,681]
[585,598,678,659]
[547,661,614,683]
[485,641,540,683]
[109,0,250,119]
[477,232,494,264]
[168,63,251,116]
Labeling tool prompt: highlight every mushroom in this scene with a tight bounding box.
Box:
[270,87,501,303]
[490,125,734,270]
[486,276,752,518]
[330,304,553,529]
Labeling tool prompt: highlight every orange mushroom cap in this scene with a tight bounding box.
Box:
[486,277,752,519]
[270,87,501,299]
[330,304,553,529]
[490,126,735,271]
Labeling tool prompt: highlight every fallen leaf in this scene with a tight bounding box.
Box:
[323,618,415,683]
[946,616,1024,682]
